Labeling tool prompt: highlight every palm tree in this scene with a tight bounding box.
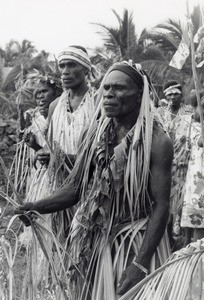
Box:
[92,9,138,61]
[92,9,180,98]
[4,39,37,67]
[0,40,59,120]
[139,20,182,61]
[139,5,204,99]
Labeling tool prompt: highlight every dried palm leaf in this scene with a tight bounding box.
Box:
[119,239,204,300]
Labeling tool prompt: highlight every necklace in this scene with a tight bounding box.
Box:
[66,92,72,112]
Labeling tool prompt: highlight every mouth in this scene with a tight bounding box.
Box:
[62,78,73,83]
[103,101,118,107]
[103,103,118,115]
[39,103,48,108]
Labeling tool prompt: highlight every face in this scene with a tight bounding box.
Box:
[103,70,141,119]
[58,59,87,90]
[34,83,56,117]
[166,92,182,108]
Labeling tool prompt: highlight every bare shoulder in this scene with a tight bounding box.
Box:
[48,96,61,123]
[151,124,173,166]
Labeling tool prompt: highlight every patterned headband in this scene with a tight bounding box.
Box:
[58,47,91,71]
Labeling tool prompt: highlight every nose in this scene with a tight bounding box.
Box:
[103,86,115,98]
[61,65,70,75]
[37,92,44,100]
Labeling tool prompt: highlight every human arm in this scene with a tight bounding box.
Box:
[15,147,94,218]
[15,179,79,217]
[117,128,173,295]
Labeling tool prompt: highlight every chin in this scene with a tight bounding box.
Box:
[104,112,116,118]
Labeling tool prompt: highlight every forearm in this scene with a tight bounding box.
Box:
[33,182,78,214]
[136,203,169,269]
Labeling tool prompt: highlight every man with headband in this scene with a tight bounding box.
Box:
[158,80,192,130]
[15,61,173,298]
[37,45,99,165]
[23,46,100,287]
[33,45,99,220]
[158,80,193,250]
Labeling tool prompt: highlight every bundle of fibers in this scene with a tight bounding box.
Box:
[119,238,204,300]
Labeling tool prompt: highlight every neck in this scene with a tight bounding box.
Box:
[113,106,140,133]
[68,82,89,99]
[170,103,181,113]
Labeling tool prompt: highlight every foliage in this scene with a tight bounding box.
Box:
[92,5,204,99]
[0,40,60,119]
[92,9,138,61]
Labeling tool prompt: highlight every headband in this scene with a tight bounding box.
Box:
[163,83,182,95]
[58,47,91,71]
[108,63,144,88]
[165,88,181,96]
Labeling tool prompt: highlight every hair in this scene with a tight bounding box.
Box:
[163,80,182,93]
[33,77,62,100]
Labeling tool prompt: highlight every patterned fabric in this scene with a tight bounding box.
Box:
[169,114,193,236]
[157,103,193,134]
[169,115,192,214]
[58,47,92,71]
[181,120,204,228]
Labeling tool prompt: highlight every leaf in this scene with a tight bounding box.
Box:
[2,64,21,91]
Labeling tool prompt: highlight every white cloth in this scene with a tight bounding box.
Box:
[48,89,96,155]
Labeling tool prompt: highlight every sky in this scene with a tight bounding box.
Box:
[0,0,203,58]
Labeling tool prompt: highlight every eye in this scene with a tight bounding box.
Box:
[103,85,110,91]
[59,63,65,69]
[68,62,77,68]
[115,86,124,91]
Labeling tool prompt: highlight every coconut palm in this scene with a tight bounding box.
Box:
[92,9,184,97]
[3,39,37,67]
[139,20,182,62]
[92,9,139,61]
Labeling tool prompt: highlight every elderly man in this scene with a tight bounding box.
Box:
[16,61,173,298]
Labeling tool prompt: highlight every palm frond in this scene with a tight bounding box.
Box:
[119,239,204,300]
[1,64,21,91]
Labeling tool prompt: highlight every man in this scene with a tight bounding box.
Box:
[38,45,99,165]
[157,81,192,249]
[157,80,192,131]
[15,47,99,298]
[16,61,173,298]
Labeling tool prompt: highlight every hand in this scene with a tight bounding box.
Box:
[24,132,39,150]
[37,148,50,165]
[117,263,146,295]
[14,203,38,227]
